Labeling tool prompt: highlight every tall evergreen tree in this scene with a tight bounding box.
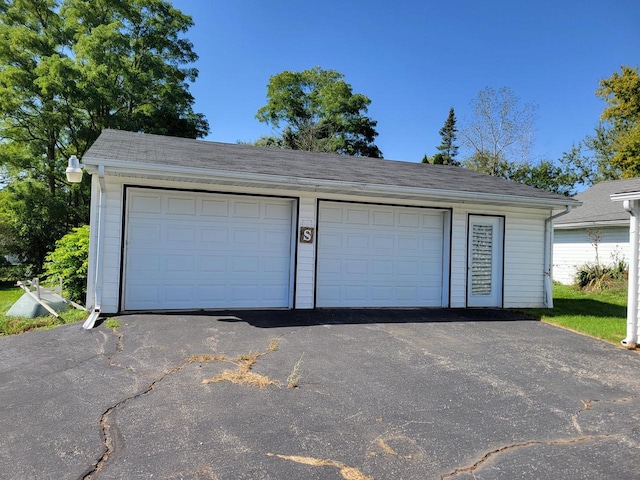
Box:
[436,108,459,165]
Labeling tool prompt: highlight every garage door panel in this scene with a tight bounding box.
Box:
[319,206,343,223]
[201,199,229,216]
[197,285,226,301]
[346,259,368,275]
[165,285,194,302]
[318,232,342,248]
[264,229,291,247]
[345,285,367,301]
[397,261,419,276]
[398,212,419,227]
[167,196,196,215]
[201,227,228,244]
[265,202,292,220]
[372,235,394,250]
[130,193,162,213]
[231,256,259,273]
[317,201,445,307]
[232,227,258,246]
[127,254,160,273]
[370,286,393,301]
[372,210,394,226]
[127,284,159,304]
[397,236,420,252]
[346,208,369,224]
[318,258,341,275]
[129,224,161,244]
[166,225,195,243]
[165,255,194,272]
[234,201,260,218]
[198,256,227,272]
[371,260,393,275]
[230,285,258,301]
[124,189,294,310]
[264,257,290,273]
[346,234,368,249]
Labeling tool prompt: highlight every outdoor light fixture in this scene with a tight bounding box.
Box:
[65,155,83,183]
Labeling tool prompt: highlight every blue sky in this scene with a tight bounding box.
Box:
[171,0,639,164]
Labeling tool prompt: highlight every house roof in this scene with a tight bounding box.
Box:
[555,178,640,228]
[83,129,578,208]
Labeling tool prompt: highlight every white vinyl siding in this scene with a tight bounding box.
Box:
[91,174,555,312]
[123,188,294,310]
[503,211,546,308]
[553,227,629,284]
[316,201,447,307]
[295,195,317,308]
[451,206,548,308]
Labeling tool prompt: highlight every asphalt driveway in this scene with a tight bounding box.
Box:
[1,309,639,480]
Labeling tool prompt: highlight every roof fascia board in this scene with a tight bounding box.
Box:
[611,191,640,201]
[554,220,629,229]
[83,157,580,209]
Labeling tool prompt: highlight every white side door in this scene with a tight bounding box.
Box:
[467,215,504,307]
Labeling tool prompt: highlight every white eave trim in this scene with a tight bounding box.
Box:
[83,158,580,209]
[554,219,629,229]
[611,191,640,202]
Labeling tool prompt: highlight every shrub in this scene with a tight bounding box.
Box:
[575,261,627,291]
[42,225,90,304]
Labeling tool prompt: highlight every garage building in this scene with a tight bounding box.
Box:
[81,130,579,323]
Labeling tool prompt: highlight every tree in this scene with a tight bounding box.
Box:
[592,65,640,177]
[0,0,208,273]
[460,87,537,176]
[43,225,90,302]
[256,67,382,158]
[0,181,70,274]
[505,159,580,196]
[436,108,459,165]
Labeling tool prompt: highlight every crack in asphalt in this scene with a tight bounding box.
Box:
[439,434,611,479]
[439,395,639,479]
[106,326,124,368]
[571,399,593,436]
[79,327,190,480]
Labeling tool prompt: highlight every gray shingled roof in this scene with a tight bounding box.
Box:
[555,178,640,226]
[84,129,577,206]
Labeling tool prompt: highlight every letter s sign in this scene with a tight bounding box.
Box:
[299,227,315,244]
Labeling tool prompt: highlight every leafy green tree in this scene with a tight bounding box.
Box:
[0,180,70,274]
[592,65,640,177]
[505,160,580,196]
[256,67,382,157]
[0,0,208,273]
[436,108,459,165]
[461,87,537,176]
[43,224,90,303]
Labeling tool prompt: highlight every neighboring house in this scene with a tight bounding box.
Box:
[79,130,578,326]
[553,179,640,284]
[610,181,640,348]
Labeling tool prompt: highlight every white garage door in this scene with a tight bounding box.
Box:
[123,188,295,310]
[317,201,447,307]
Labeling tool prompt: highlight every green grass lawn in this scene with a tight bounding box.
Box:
[0,281,88,336]
[523,282,628,345]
